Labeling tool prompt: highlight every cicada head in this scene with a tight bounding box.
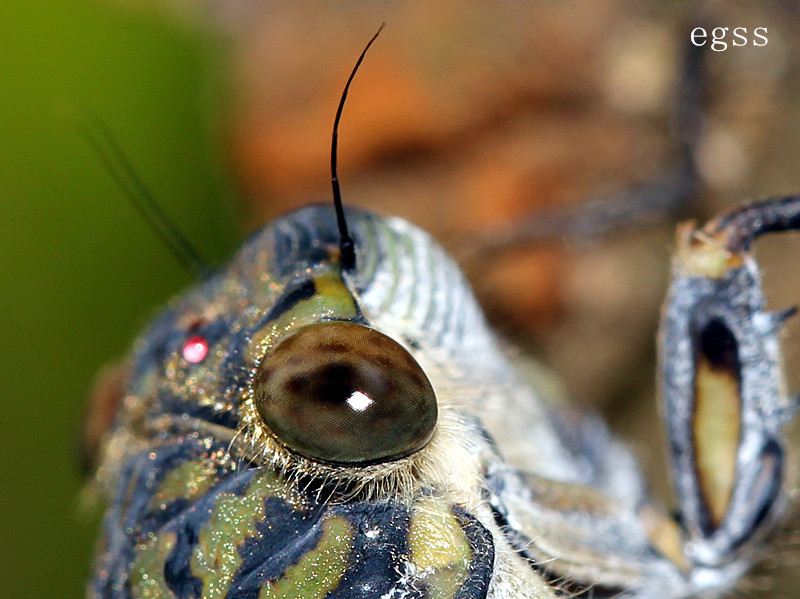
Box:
[90,205,543,598]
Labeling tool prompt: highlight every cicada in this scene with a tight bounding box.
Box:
[84,28,800,599]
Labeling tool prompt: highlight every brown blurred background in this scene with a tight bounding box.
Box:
[218,1,800,402]
[3,0,800,596]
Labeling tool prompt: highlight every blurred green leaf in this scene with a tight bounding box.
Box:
[0,1,238,596]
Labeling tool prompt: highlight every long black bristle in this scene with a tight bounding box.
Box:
[331,23,385,270]
[74,109,210,279]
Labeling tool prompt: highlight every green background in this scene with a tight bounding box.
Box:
[0,1,239,596]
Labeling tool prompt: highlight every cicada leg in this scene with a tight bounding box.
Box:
[484,197,800,598]
[660,196,800,580]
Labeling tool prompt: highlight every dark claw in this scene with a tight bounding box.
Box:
[706,195,800,253]
[763,306,798,335]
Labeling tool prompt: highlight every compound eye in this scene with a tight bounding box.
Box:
[253,321,437,465]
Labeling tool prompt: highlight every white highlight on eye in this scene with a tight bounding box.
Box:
[346,391,373,412]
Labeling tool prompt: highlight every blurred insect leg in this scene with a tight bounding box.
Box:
[660,197,800,575]
[467,171,695,260]
[485,460,691,597]
[464,29,708,261]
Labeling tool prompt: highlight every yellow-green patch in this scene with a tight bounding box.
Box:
[130,532,177,599]
[245,267,360,365]
[408,497,471,599]
[190,470,297,599]
[259,515,353,599]
[311,270,360,318]
[148,459,219,511]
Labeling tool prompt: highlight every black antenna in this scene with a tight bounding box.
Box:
[74,110,210,278]
[331,23,385,270]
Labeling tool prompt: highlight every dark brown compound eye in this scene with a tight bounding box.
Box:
[253,321,437,465]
